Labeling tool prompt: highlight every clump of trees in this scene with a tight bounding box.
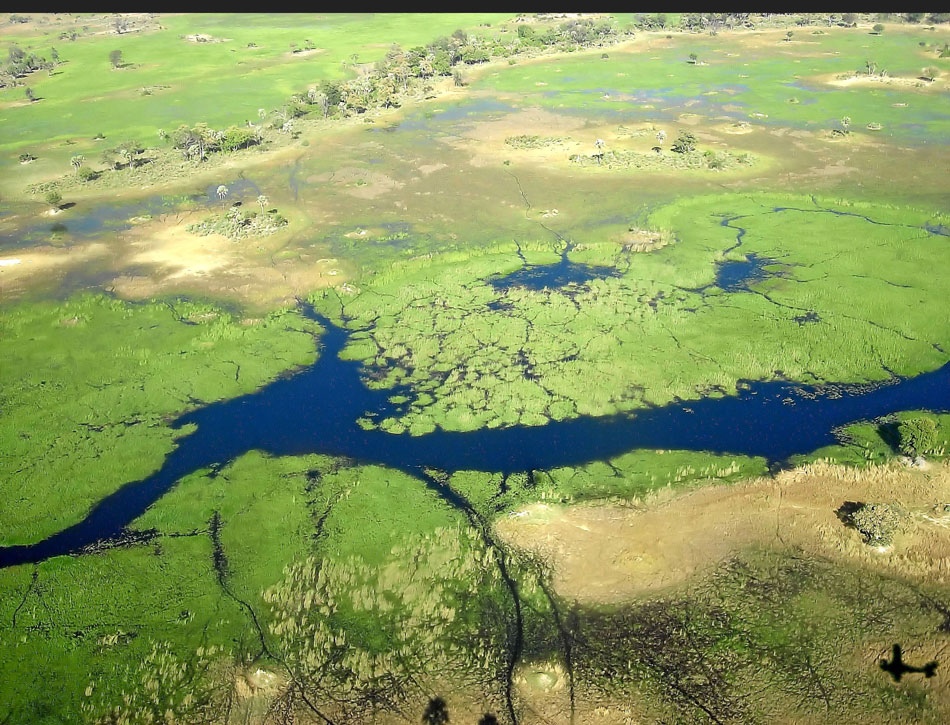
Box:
[187,203,288,240]
[273,17,622,122]
[168,123,262,162]
[2,44,51,87]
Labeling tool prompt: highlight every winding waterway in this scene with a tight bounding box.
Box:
[1,303,949,569]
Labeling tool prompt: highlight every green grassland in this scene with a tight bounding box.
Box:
[0,13,510,158]
[3,12,950,724]
[0,293,321,544]
[311,193,949,435]
[476,26,950,139]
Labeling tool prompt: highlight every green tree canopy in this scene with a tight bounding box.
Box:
[898,415,939,456]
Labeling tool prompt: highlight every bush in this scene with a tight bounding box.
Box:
[850,503,901,546]
[77,167,97,182]
[671,131,697,154]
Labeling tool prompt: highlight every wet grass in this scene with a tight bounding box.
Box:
[475,25,950,140]
[2,15,950,725]
[0,292,321,545]
[313,192,949,436]
[796,410,950,467]
[452,449,768,519]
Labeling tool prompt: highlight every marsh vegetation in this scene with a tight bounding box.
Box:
[1,11,949,725]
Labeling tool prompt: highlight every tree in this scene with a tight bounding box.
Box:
[898,415,939,456]
[109,49,123,69]
[839,116,851,134]
[100,149,119,170]
[257,194,268,215]
[216,184,228,200]
[850,503,901,546]
[594,137,605,164]
[785,30,794,41]
[70,154,84,174]
[688,52,699,64]
[50,47,59,64]
[671,131,697,153]
[117,140,143,170]
[24,86,34,102]
[479,715,499,725]
[452,68,464,87]
[872,23,885,34]
[45,190,62,210]
[921,66,939,81]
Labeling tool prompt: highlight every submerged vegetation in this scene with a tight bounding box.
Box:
[311,194,949,436]
[1,11,950,725]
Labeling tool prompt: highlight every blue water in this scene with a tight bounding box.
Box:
[1,306,948,568]
[490,259,619,290]
[714,253,776,291]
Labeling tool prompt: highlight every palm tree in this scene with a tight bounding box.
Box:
[840,116,851,134]
[216,185,229,201]
[70,155,84,174]
[117,141,141,171]
[257,195,268,215]
[594,138,605,164]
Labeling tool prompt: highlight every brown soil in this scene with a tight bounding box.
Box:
[109,209,342,309]
[824,72,945,91]
[495,459,950,605]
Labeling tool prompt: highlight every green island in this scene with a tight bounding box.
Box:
[2,12,950,725]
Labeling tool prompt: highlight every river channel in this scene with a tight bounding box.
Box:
[1,301,949,568]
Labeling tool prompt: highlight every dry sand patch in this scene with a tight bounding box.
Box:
[823,72,944,91]
[0,243,111,299]
[496,460,950,605]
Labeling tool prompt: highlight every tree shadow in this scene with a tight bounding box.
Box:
[877,420,901,453]
[835,501,863,528]
[421,697,449,724]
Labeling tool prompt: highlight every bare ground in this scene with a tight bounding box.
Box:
[495,459,950,605]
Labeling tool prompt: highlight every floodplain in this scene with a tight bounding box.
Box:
[1,12,949,725]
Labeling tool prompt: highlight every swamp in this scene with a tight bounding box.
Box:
[1,11,950,725]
